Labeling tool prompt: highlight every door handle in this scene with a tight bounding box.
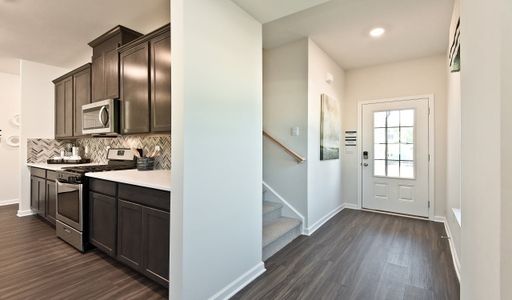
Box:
[99,106,109,127]
[363,163,369,167]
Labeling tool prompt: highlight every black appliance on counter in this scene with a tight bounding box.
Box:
[55,148,140,252]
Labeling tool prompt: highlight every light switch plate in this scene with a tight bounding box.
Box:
[291,127,300,136]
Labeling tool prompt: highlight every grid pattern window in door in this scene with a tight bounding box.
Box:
[373,109,415,178]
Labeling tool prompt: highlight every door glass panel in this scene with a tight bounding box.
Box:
[374,128,386,144]
[387,128,400,143]
[400,161,414,178]
[374,112,387,127]
[387,144,400,160]
[400,109,415,126]
[400,144,414,161]
[373,109,416,178]
[387,160,400,177]
[400,127,414,144]
[387,111,400,127]
[374,160,386,176]
[374,144,386,160]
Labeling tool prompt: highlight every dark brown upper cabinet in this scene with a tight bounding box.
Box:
[150,28,171,132]
[73,66,91,137]
[119,24,171,135]
[53,63,91,139]
[120,42,150,134]
[88,26,142,102]
[54,77,73,139]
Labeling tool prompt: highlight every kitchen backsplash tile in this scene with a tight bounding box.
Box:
[27,135,171,170]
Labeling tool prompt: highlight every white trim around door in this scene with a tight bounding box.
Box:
[357,94,435,220]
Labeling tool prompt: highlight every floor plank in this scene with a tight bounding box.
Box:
[0,205,168,300]
[234,209,459,300]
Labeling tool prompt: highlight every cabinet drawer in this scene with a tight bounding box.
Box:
[31,168,46,179]
[89,179,117,196]
[118,184,170,212]
[47,171,58,181]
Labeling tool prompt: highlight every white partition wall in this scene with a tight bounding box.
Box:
[171,0,263,298]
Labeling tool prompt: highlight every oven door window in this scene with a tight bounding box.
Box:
[57,184,80,224]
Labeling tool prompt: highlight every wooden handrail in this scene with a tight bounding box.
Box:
[263,130,306,164]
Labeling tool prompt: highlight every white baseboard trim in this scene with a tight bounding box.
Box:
[209,262,266,300]
[434,216,461,281]
[17,209,36,217]
[305,204,344,236]
[432,215,446,223]
[343,203,360,210]
[0,198,19,206]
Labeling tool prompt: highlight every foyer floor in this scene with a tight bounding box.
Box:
[234,209,459,300]
[0,205,167,299]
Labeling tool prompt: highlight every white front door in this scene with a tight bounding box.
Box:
[361,98,430,217]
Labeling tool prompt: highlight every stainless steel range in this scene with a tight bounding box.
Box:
[55,148,139,251]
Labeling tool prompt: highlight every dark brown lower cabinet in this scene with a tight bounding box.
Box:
[88,179,170,287]
[30,176,46,215]
[46,180,57,226]
[89,192,117,257]
[117,200,144,270]
[30,169,58,226]
[142,206,170,286]
[117,199,170,287]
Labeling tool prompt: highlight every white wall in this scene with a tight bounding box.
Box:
[171,0,263,299]
[445,0,462,271]
[307,39,344,228]
[263,39,308,217]
[18,60,69,215]
[501,1,512,298]
[0,71,21,205]
[460,0,503,298]
[343,55,448,217]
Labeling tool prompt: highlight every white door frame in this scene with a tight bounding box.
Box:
[357,94,435,220]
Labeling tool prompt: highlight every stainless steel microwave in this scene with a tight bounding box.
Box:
[82,99,120,135]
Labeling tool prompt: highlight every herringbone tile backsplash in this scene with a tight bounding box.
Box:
[27,135,171,170]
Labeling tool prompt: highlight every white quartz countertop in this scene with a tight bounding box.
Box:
[85,169,171,191]
[26,162,100,171]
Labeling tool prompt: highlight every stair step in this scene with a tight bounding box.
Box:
[263,217,301,248]
[263,201,282,215]
[263,201,283,225]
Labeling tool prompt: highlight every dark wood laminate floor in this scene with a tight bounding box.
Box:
[234,209,459,300]
[0,205,168,300]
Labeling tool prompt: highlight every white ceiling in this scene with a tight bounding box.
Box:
[232,0,331,24]
[0,0,169,70]
[259,0,453,69]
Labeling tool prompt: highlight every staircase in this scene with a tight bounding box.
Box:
[262,201,302,261]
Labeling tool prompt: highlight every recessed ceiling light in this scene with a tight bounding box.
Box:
[369,27,386,38]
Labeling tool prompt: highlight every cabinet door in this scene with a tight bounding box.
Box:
[73,67,91,137]
[142,206,170,286]
[91,55,105,102]
[150,31,171,132]
[105,48,119,99]
[117,200,143,271]
[30,176,40,212]
[90,192,117,257]
[120,43,150,134]
[55,77,73,139]
[30,176,46,216]
[46,180,57,225]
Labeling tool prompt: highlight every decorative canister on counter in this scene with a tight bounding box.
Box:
[137,157,155,171]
